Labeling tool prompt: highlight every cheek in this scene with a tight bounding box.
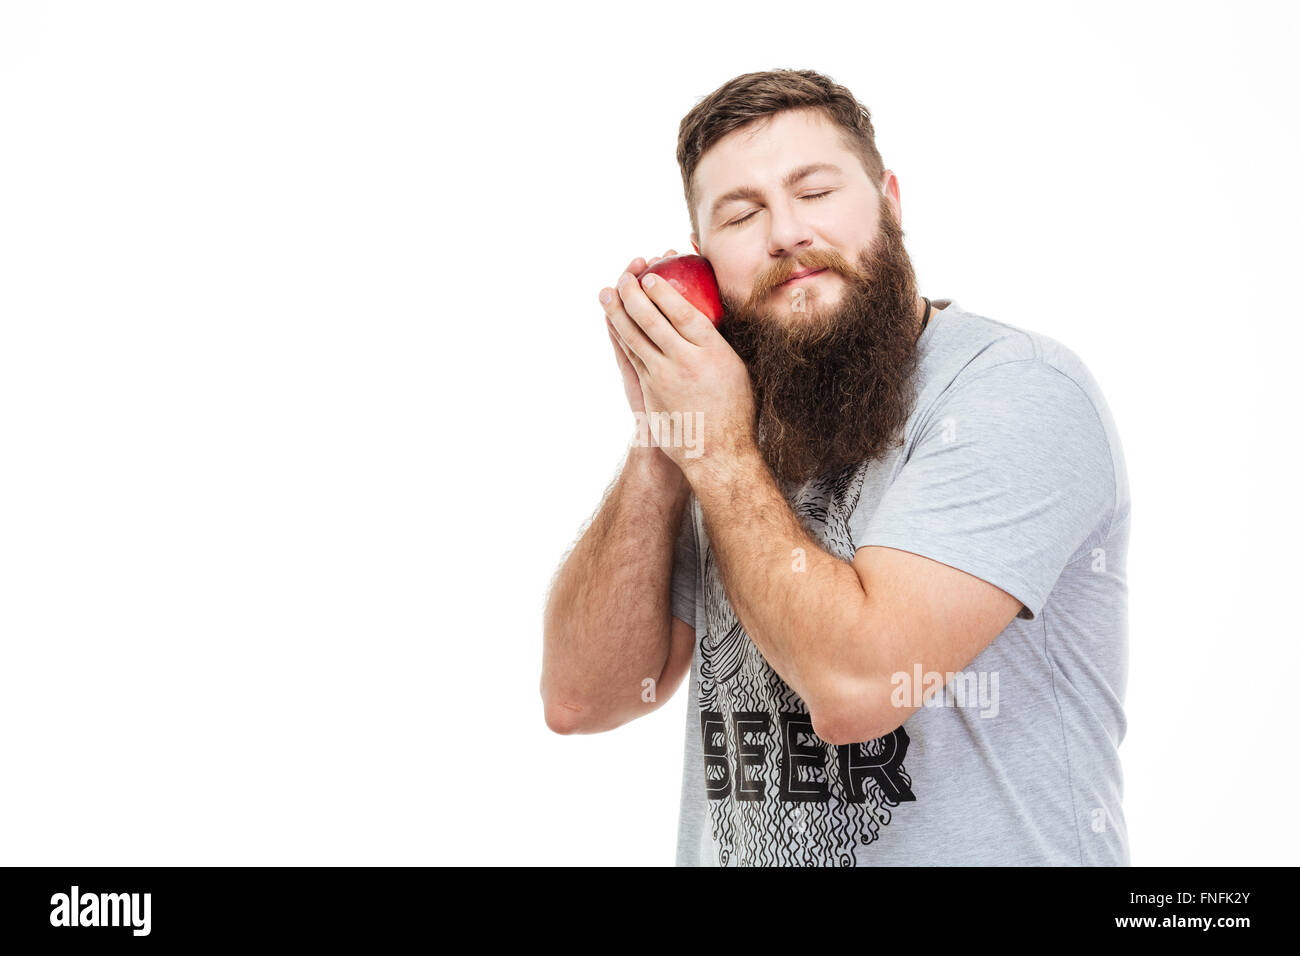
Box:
[711,252,761,298]
[822,200,878,253]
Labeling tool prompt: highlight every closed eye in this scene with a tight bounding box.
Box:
[727,191,834,227]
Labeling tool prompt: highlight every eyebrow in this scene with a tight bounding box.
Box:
[708,162,845,225]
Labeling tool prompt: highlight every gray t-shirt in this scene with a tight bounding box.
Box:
[669,299,1130,866]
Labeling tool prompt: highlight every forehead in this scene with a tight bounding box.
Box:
[694,108,861,200]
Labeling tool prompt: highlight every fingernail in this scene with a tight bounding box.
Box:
[642,275,657,289]
[599,289,612,304]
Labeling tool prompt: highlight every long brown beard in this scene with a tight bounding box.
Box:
[718,204,924,487]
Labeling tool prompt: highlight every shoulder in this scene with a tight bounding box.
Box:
[922,306,1117,438]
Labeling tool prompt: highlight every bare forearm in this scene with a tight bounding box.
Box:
[689,446,872,723]
[542,444,690,729]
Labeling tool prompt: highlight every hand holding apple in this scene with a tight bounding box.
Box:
[600,251,755,483]
[601,252,725,417]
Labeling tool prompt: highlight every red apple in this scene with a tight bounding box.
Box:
[642,254,725,327]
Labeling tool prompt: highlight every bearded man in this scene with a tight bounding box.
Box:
[542,69,1131,868]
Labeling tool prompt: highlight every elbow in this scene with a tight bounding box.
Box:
[809,676,902,747]
[544,698,627,735]
[543,698,588,735]
[540,675,589,735]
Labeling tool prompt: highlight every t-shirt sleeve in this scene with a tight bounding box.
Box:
[670,499,698,628]
[847,359,1116,621]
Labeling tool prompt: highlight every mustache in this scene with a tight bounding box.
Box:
[740,251,858,310]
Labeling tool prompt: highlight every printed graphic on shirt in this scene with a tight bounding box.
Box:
[697,461,916,866]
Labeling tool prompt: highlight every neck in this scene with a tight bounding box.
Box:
[915,295,931,341]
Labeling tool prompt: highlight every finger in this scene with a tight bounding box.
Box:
[639,270,718,348]
[622,269,709,357]
[603,271,667,372]
[616,271,692,366]
[607,321,633,373]
[607,314,648,382]
[601,276,660,372]
[606,317,631,364]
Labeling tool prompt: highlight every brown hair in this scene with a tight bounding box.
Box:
[676,69,887,238]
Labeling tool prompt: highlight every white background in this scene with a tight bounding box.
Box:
[1,0,1296,866]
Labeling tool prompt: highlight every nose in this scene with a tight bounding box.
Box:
[765,197,815,259]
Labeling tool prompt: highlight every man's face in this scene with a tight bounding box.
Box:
[690,108,925,488]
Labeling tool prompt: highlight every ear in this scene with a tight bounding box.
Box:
[880,170,903,225]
